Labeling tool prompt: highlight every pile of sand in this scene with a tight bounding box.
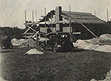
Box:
[11,38,36,47]
[90,70,111,81]
[20,39,36,47]
[85,38,100,45]
[26,48,44,55]
[95,45,111,53]
[83,34,111,45]
[99,34,111,45]
[73,34,111,53]
[11,38,22,46]
[100,34,111,41]
[74,40,99,50]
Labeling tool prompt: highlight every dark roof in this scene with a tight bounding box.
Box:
[61,11,106,24]
[40,10,106,24]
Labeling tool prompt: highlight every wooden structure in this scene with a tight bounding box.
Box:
[23,10,40,38]
[39,6,108,39]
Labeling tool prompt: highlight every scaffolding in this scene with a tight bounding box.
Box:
[23,10,40,39]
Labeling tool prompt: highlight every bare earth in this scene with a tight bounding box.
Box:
[1,47,111,81]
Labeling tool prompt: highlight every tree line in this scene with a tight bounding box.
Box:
[0,27,25,48]
[0,27,24,39]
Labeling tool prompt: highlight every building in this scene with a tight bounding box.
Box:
[28,6,109,40]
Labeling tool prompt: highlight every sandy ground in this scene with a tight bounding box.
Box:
[1,47,111,81]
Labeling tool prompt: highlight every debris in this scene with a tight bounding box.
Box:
[26,48,44,55]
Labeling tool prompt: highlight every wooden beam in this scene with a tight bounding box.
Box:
[107,9,109,21]
[25,10,26,22]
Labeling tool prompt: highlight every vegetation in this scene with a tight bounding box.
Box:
[0,27,24,38]
[0,27,24,48]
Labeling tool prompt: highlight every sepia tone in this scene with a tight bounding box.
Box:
[0,0,111,81]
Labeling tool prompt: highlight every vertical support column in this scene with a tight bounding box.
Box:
[24,10,27,29]
[51,11,53,32]
[44,8,46,28]
[35,10,37,22]
[107,9,109,21]
[25,10,26,23]
[94,10,96,16]
[32,10,34,22]
[55,6,62,32]
[69,5,72,33]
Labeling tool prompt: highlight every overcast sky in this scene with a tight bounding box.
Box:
[0,0,110,28]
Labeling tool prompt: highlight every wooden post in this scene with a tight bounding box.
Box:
[35,10,37,22]
[94,10,96,16]
[69,5,72,33]
[51,11,53,31]
[25,10,26,23]
[107,9,109,21]
[32,10,34,22]
[44,8,46,28]
[55,6,62,32]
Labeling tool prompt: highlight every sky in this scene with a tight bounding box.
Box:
[0,0,110,28]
